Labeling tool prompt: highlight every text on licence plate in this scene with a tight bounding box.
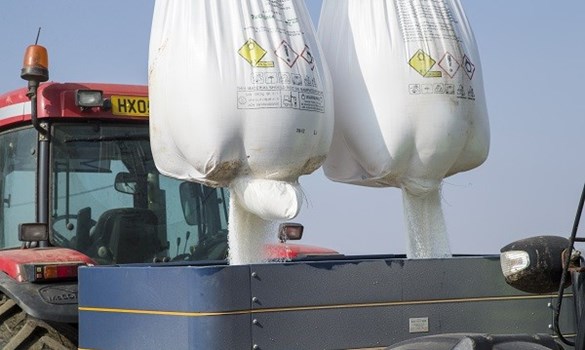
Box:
[111,96,149,117]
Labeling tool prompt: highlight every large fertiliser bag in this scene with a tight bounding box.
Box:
[149,0,333,263]
[319,0,489,258]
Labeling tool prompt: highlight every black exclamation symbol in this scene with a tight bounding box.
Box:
[285,45,291,63]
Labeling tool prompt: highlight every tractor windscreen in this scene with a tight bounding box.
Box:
[50,123,229,264]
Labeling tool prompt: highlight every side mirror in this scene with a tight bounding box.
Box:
[179,182,203,225]
[278,223,303,243]
[19,223,49,242]
[114,172,138,194]
[500,235,571,294]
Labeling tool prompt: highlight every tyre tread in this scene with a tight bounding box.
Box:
[0,293,76,349]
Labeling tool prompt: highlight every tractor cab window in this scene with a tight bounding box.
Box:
[0,127,37,249]
[50,123,229,264]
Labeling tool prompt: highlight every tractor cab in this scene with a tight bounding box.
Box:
[0,120,232,264]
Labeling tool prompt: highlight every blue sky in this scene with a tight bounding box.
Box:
[1,1,584,255]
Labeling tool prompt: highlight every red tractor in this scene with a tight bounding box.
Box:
[0,45,336,348]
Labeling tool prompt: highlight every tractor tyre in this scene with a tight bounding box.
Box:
[0,293,76,350]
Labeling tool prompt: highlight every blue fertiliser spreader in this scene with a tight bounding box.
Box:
[78,255,574,349]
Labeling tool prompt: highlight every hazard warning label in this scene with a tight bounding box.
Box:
[462,55,476,80]
[300,45,315,70]
[275,40,300,68]
[238,39,275,68]
[438,52,460,78]
[409,50,442,78]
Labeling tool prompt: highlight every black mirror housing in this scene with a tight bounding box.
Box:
[19,223,49,242]
[114,172,139,194]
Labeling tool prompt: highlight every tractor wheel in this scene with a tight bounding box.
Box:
[0,293,76,350]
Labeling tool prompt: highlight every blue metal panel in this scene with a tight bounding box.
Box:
[78,256,576,349]
[78,264,252,349]
[78,264,250,311]
[79,311,250,350]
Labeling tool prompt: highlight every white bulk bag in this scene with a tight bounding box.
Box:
[319,0,489,258]
[149,0,333,264]
[149,0,333,220]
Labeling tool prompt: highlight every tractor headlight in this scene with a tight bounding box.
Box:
[500,236,570,294]
[76,89,104,108]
